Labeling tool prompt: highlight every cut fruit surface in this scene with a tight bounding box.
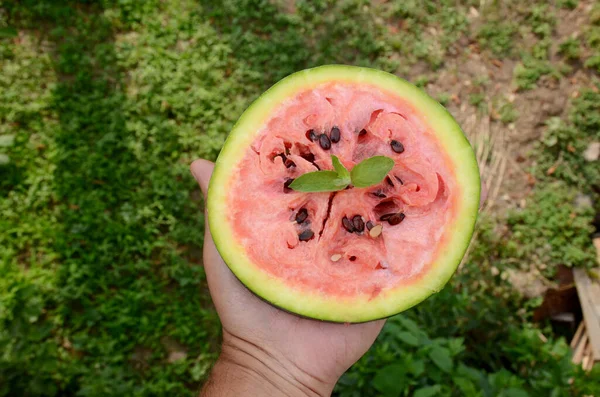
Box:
[208,65,480,322]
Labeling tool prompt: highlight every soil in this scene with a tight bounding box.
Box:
[405,1,597,214]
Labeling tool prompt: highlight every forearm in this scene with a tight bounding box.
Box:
[201,333,334,397]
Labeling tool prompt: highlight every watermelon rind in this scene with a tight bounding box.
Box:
[207,65,480,323]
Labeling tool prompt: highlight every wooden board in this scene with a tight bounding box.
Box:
[571,322,585,349]
[573,331,588,364]
[573,237,600,363]
[574,268,600,359]
[571,237,600,366]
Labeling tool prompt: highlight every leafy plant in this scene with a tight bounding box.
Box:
[436,93,451,106]
[469,93,487,113]
[527,4,556,40]
[505,182,596,276]
[558,37,582,61]
[536,87,600,194]
[478,21,517,57]
[336,311,598,396]
[557,0,578,10]
[499,102,519,124]
[514,55,559,90]
[584,54,600,72]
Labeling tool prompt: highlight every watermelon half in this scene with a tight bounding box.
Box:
[207,65,480,323]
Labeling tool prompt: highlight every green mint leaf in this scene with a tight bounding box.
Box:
[331,155,351,183]
[350,156,394,188]
[289,170,349,192]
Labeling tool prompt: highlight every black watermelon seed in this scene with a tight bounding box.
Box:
[330,126,341,143]
[352,215,365,232]
[366,220,374,230]
[300,152,320,170]
[342,216,355,233]
[395,176,404,185]
[387,212,406,226]
[306,129,318,142]
[372,190,386,198]
[295,208,308,223]
[319,134,331,150]
[285,159,296,168]
[391,140,405,153]
[379,213,395,221]
[298,229,314,241]
[283,178,294,192]
[359,129,367,136]
[300,152,315,162]
[349,256,357,261]
[385,176,394,186]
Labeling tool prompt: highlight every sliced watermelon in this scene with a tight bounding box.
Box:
[208,65,480,323]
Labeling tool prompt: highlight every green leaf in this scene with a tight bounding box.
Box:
[414,385,442,397]
[395,315,421,334]
[373,364,406,397]
[453,376,479,396]
[429,346,453,373]
[350,156,394,188]
[289,171,348,192]
[408,359,425,377]
[331,155,350,182]
[457,363,483,382]
[447,337,466,356]
[502,389,529,397]
[397,331,420,346]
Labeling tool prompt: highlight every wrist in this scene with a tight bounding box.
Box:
[201,331,336,397]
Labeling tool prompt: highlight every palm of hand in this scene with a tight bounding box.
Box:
[193,159,385,389]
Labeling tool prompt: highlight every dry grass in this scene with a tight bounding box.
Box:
[464,113,509,213]
[459,113,509,265]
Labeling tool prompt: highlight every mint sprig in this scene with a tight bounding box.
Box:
[331,155,351,184]
[350,156,395,187]
[288,170,347,192]
[289,155,394,193]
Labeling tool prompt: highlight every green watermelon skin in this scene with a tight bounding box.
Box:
[208,65,480,323]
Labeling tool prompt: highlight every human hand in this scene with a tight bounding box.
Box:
[191,159,385,397]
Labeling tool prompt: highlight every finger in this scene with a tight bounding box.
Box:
[189,159,257,317]
[324,317,386,337]
[190,159,215,198]
[368,318,386,338]
[202,220,250,303]
[189,158,230,278]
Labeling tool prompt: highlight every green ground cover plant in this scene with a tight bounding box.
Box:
[478,20,517,58]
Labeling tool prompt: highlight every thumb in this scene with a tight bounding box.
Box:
[189,158,251,317]
[190,159,215,198]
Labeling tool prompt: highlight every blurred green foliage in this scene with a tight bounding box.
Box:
[337,313,599,397]
[1,0,599,396]
[478,20,517,58]
[536,87,600,199]
[514,55,560,91]
[505,183,596,277]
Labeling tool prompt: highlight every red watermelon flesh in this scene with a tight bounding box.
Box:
[227,82,457,299]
